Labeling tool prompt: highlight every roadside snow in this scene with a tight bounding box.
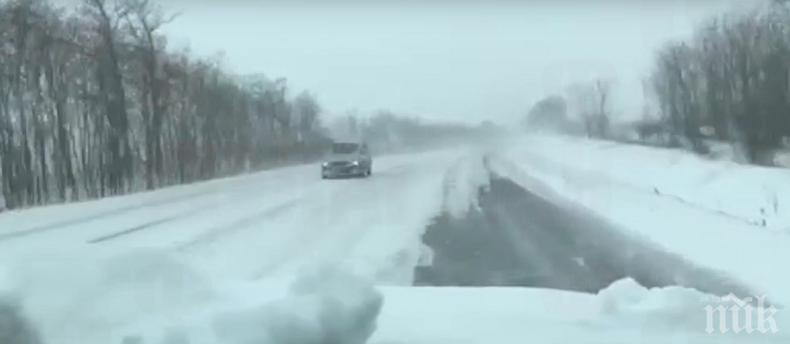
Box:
[376,279,787,344]
[211,267,383,344]
[514,135,790,231]
[8,261,788,344]
[0,295,43,344]
[493,134,790,308]
[440,152,490,219]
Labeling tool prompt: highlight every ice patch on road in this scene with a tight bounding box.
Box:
[212,266,383,344]
[441,154,490,219]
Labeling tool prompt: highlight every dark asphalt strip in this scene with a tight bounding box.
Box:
[414,173,762,305]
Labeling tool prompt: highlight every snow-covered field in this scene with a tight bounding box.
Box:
[508,135,790,231]
[0,140,788,344]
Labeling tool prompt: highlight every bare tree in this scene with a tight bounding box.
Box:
[122,0,179,189]
[647,2,790,163]
[591,78,612,138]
[523,95,568,131]
[0,0,333,210]
[565,80,611,138]
[84,0,134,194]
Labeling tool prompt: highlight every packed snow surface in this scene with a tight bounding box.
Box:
[0,140,787,344]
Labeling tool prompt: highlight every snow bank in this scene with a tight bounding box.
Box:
[0,247,219,344]
[374,278,789,343]
[440,154,490,219]
[515,134,790,231]
[10,257,789,344]
[0,295,42,344]
[89,250,218,323]
[212,267,383,344]
[7,252,383,344]
[597,278,785,336]
[0,263,14,294]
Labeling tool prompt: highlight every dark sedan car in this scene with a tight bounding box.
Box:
[321,141,372,179]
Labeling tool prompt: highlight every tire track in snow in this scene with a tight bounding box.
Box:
[250,212,374,281]
[250,158,446,285]
[175,198,302,250]
[85,185,299,244]
[0,190,211,242]
[249,163,423,281]
[247,197,362,280]
[86,201,223,244]
[0,176,278,242]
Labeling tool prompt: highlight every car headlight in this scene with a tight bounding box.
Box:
[351,161,359,166]
[322,162,329,167]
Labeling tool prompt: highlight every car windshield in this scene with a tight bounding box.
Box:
[331,143,359,154]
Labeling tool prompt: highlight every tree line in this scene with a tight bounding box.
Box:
[525,1,790,166]
[328,110,501,153]
[646,0,790,164]
[0,0,331,210]
[0,0,495,212]
[523,79,613,140]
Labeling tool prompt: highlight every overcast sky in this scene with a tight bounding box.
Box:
[135,1,759,124]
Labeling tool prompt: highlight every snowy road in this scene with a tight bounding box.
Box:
[0,148,479,344]
[0,149,468,286]
[1,141,787,344]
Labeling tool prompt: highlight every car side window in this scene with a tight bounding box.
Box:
[361,144,369,155]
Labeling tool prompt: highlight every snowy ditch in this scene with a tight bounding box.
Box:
[414,154,766,305]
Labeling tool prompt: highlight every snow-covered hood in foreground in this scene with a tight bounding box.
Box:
[377,282,787,344]
[7,263,787,344]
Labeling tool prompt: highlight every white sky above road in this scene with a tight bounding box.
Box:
[58,0,763,124]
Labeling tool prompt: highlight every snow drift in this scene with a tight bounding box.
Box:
[515,134,790,231]
[440,153,490,219]
[212,266,384,344]
[0,295,42,344]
